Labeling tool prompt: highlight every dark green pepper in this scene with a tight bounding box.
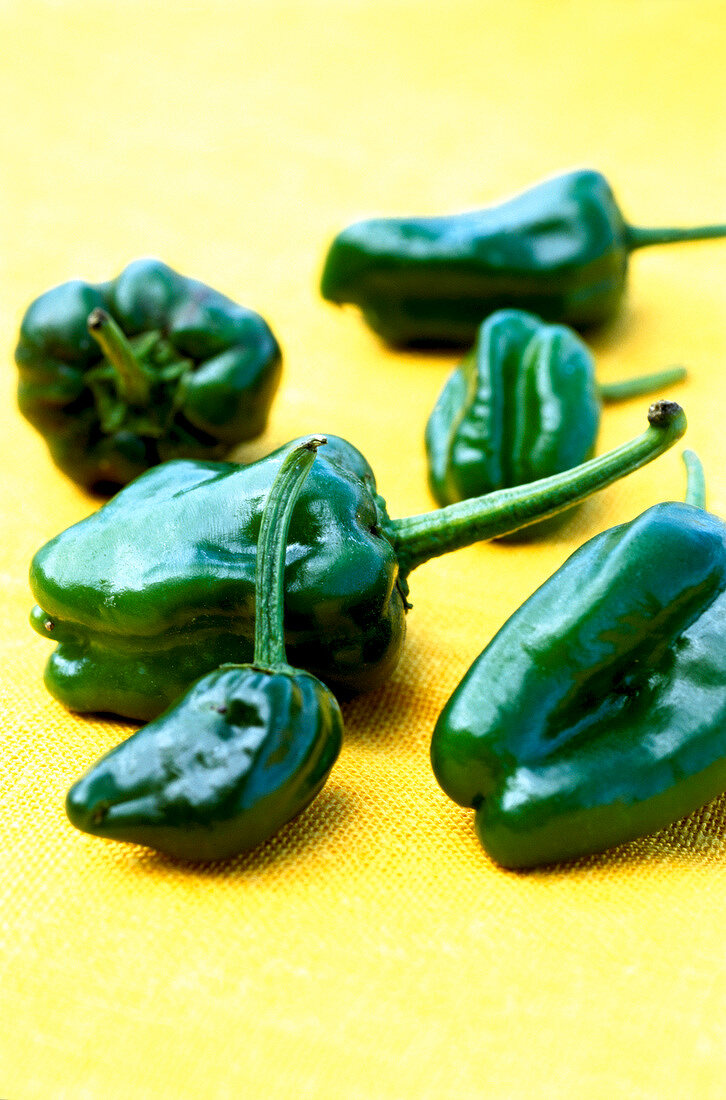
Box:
[66,437,343,861]
[30,402,686,721]
[320,169,726,346]
[431,451,726,869]
[426,309,686,506]
[15,258,282,493]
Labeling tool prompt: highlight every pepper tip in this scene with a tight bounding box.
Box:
[87,307,109,331]
[647,400,685,430]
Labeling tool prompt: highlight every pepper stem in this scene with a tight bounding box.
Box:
[597,365,687,403]
[387,401,686,577]
[682,449,706,510]
[87,308,151,405]
[254,436,327,671]
[626,224,726,251]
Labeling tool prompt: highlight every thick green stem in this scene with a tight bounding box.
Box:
[87,308,151,405]
[682,449,706,511]
[254,436,327,671]
[387,401,686,577]
[598,366,687,403]
[626,223,726,251]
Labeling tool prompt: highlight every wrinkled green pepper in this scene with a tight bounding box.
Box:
[16,259,282,492]
[431,451,726,869]
[66,437,343,861]
[30,402,686,721]
[320,169,726,346]
[426,309,686,506]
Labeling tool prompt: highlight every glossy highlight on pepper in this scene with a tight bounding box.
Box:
[66,437,344,861]
[431,451,726,868]
[15,258,282,492]
[321,169,726,346]
[31,403,686,721]
[426,309,687,507]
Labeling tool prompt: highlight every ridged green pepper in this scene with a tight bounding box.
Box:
[431,452,726,868]
[66,437,343,861]
[320,169,726,346]
[30,402,686,721]
[15,259,282,493]
[426,309,686,506]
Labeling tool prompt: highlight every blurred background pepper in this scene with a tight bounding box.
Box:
[321,169,726,346]
[15,258,282,493]
[425,308,686,508]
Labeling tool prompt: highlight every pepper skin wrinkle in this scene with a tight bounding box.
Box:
[31,406,686,721]
[431,497,726,869]
[15,258,282,492]
[66,438,344,861]
[321,169,726,346]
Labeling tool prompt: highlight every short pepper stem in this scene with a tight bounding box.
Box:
[87,307,151,406]
[626,222,726,251]
[597,365,687,403]
[253,436,327,671]
[683,449,706,511]
[387,401,687,577]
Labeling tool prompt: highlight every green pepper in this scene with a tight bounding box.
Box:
[320,169,726,346]
[30,402,686,721]
[15,259,282,493]
[430,451,726,869]
[426,309,686,507]
[66,437,342,861]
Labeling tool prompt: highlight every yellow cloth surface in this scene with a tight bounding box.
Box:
[2,2,726,1096]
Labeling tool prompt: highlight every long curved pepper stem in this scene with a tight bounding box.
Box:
[87,308,151,405]
[598,365,687,403]
[387,401,686,577]
[253,436,327,672]
[626,223,726,251]
[683,449,707,510]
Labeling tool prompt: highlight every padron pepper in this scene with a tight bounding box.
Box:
[431,451,726,869]
[66,437,343,861]
[426,309,686,507]
[15,258,282,492]
[320,168,726,346]
[30,401,686,722]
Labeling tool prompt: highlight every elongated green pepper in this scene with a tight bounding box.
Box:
[431,451,726,869]
[321,169,726,346]
[65,437,342,861]
[30,403,686,721]
[16,259,282,492]
[426,309,686,506]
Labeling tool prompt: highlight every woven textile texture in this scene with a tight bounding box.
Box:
[2,2,726,1096]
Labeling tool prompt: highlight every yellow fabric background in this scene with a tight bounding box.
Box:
[2,2,726,1096]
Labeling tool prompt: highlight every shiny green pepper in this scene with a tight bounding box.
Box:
[320,169,726,346]
[15,258,282,493]
[426,309,686,507]
[30,403,686,722]
[431,452,726,868]
[66,437,343,861]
